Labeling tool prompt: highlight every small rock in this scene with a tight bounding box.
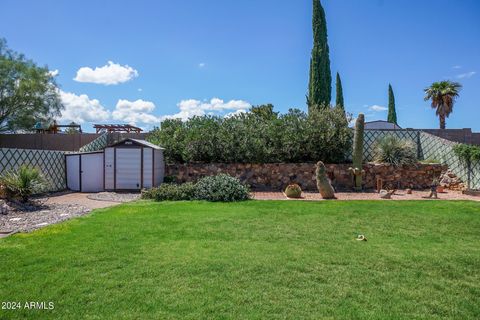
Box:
[9,217,22,222]
[35,222,48,227]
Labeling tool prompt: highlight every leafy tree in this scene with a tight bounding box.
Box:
[250,104,278,120]
[387,84,397,125]
[335,72,344,110]
[0,38,62,132]
[64,122,81,134]
[424,81,462,129]
[308,0,331,113]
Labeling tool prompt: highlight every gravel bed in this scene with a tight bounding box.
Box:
[0,202,91,233]
[86,192,141,203]
[253,190,480,201]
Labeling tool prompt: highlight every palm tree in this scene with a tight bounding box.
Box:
[424,81,462,129]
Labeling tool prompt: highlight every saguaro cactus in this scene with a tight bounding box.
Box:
[349,113,365,191]
[316,161,335,199]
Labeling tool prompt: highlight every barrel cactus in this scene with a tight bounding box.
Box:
[315,161,335,199]
[349,113,365,191]
[284,184,302,198]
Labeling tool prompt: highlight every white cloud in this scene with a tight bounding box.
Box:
[48,69,59,77]
[74,61,138,85]
[112,99,160,125]
[58,90,110,124]
[456,71,476,79]
[163,98,251,121]
[225,109,248,118]
[368,105,388,112]
[137,88,143,92]
[198,62,206,68]
[452,65,462,69]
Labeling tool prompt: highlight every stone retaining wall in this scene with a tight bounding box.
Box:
[166,163,446,191]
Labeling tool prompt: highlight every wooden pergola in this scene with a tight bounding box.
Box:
[93,124,143,134]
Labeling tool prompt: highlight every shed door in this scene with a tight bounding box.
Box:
[66,155,80,191]
[81,153,104,192]
[116,148,142,190]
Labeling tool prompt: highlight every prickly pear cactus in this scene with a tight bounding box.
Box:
[315,161,335,199]
[350,113,365,191]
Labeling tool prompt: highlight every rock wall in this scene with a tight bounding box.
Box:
[166,163,447,191]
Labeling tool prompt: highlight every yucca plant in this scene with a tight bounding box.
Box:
[0,165,46,202]
[374,136,417,166]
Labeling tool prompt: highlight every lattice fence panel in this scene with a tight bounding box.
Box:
[79,133,108,152]
[0,148,66,192]
[362,130,420,161]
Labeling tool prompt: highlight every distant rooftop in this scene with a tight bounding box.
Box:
[364,120,402,130]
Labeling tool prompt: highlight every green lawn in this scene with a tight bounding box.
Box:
[1,200,479,319]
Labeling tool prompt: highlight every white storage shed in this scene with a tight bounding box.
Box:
[66,139,164,192]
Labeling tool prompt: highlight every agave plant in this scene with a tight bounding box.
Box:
[0,165,45,202]
[374,136,417,166]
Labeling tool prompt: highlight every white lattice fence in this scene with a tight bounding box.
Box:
[79,133,108,152]
[362,130,420,161]
[0,148,66,192]
[419,132,480,189]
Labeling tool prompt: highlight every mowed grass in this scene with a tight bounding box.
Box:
[1,200,479,319]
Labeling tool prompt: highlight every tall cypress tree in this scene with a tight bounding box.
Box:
[335,72,344,109]
[387,84,397,125]
[308,0,331,113]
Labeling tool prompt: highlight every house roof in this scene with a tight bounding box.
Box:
[110,138,164,150]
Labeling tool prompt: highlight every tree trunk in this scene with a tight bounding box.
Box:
[439,114,446,129]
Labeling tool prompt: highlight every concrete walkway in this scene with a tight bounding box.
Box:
[44,192,121,209]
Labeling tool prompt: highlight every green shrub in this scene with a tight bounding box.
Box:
[374,136,417,166]
[141,182,196,201]
[0,165,45,202]
[453,144,480,163]
[284,184,302,198]
[148,105,352,164]
[194,174,250,202]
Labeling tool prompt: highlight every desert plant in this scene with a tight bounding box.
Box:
[349,113,365,191]
[315,161,335,199]
[141,182,196,201]
[373,136,417,166]
[284,184,302,198]
[194,174,250,202]
[0,165,45,202]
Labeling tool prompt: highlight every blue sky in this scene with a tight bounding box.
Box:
[1,0,479,132]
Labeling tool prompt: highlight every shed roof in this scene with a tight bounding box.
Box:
[109,138,164,150]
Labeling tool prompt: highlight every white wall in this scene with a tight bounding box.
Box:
[143,148,153,188]
[104,147,115,190]
[116,148,142,189]
[66,155,80,191]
